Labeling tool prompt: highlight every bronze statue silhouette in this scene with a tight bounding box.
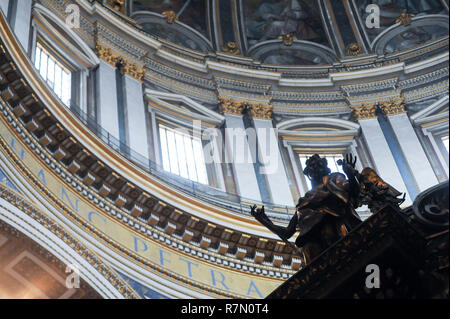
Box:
[251,154,405,265]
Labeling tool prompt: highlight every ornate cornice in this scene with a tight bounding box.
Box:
[349,103,378,120]
[95,42,145,81]
[379,97,407,116]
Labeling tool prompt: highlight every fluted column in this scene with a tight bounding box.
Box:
[220,98,261,202]
[251,103,294,206]
[350,103,412,205]
[380,98,438,193]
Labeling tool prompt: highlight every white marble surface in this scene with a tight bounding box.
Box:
[13,0,32,51]
[253,119,294,206]
[97,61,120,141]
[0,0,9,17]
[123,75,149,159]
[224,114,262,202]
[388,113,438,193]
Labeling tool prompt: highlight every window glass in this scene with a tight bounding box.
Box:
[159,125,208,185]
[442,136,449,154]
[34,43,72,106]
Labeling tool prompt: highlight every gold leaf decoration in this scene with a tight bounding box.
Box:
[396,12,415,26]
[350,103,378,120]
[379,97,406,116]
[278,33,297,46]
[218,97,244,116]
[222,42,240,55]
[162,10,178,24]
[345,43,361,56]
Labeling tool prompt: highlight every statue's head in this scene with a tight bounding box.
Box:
[303,154,331,188]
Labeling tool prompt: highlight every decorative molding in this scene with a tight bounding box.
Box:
[349,103,378,120]
[345,43,362,56]
[121,62,146,82]
[379,97,407,116]
[162,10,177,24]
[396,13,415,26]
[95,42,145,81]
[218,97,244,116]
[106,0,126,14]
[222,42,240,55]
[278,33,297,46]
[218,96,273,120]
[248,103,273,120]
[95,41,121,67]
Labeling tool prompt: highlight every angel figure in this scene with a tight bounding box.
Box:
[251,154,405,265]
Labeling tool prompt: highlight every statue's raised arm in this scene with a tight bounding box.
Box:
[338,154,406,211]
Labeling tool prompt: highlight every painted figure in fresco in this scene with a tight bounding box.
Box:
[357,0,445,53]
[250,154,405,265]
[358,0,444,20]
[246,0,322,45]
[133,0,207,35]
[358,0,444,28]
